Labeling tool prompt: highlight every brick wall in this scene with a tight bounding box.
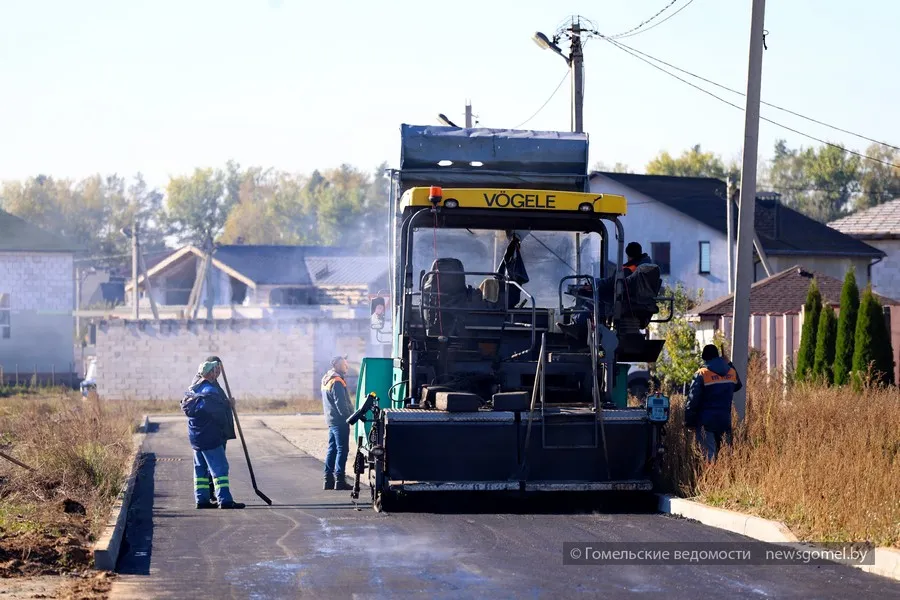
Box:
[94,317,370,401]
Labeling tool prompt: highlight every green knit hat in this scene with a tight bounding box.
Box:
[198,360,220,377]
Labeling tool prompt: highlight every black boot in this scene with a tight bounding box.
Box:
[196,500,217,509]
[334,475,351,491]
[323,475,335,490]
[219,500,246,509]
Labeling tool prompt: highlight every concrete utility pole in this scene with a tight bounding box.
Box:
[136,227,160,321]
[533,17,596,272]
[465,101,473,128]
[727,176,735,294]
[570,22,584,134]
[205,236,215,320]
[131,222,139,320]
[730,0,767,422]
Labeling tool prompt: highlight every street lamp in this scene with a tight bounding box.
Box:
[531,16,599,134]
[532,31,570,65]
[436,113,458,127]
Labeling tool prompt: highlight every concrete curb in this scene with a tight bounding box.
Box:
[658,495,798,543]
[658,494,900,582]
[93,414,149,571]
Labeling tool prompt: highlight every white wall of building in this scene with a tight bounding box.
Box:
[591,174,730,301]
[867,239,900,301]
[0,251,75,375]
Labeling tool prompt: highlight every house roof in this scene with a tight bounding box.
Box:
[0,209,80,253]
[129,244,385,290]
[592,172,884,258]
[304,256,389,287]
[828,198,900,239]
[690,265,899,318]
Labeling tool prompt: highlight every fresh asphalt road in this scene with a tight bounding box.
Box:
[109,417,899,599]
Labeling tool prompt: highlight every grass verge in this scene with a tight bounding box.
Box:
[659,355,900,548]
[0,388,140,577]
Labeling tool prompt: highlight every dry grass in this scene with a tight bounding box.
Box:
[659,356,900,548]
[0,387,140,576]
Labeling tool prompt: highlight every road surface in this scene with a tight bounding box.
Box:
[109,416,898,599]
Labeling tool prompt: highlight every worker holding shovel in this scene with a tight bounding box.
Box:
[187,356,235,505]
[181,359,245,509]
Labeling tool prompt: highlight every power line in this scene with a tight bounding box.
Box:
[512,70,570,129]
[608,39,900,152]
[612,0,698,40]
[603,38,900,170]
[608,0,680,39]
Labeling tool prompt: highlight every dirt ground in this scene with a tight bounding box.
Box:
[0,572,114,600]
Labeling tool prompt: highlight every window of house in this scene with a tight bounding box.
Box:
[651,242,671,275]
[699,241,711,274]
[0,293,10,339]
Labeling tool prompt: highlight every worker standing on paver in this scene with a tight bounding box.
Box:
[321,355,353,491]
[684,345,742,461]
[182,359,245,509]
[558,242,654,340]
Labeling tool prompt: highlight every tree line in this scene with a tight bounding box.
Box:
[596,139,900,224]
[0,161,391,265]
[2,138,896,267]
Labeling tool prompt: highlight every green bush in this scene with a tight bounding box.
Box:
[813,304,837,384]
[654,284,705,390]
[657,318,703,389]
[833,268,859,386]
[795,280,821,381]
[852,286,894,387]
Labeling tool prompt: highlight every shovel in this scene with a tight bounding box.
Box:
[219,364,273,506]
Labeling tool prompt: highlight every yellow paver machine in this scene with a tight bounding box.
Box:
[348,125,673,511]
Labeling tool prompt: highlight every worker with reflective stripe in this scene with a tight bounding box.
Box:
[684,345,743,461]
[181,359,245,509]
[186,355,237,506]
[321,355,353,491]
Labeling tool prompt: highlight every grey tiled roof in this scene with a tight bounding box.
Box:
[304,256,389,286]
[592,172,884,258]
[691,264,899,317]
[828,199,900,238]
[0,210,81,252]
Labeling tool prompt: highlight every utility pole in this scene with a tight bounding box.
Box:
[570,21,584,134]
[136,225,160,321]
[726,176,735,294]
[730,0,767,422]
[75,266,82,341]
[131,222,139,320]
[534,17,596,272]
[205,236,215,320]
[465,101,473,128]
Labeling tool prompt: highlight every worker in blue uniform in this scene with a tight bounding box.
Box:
[186,355,236,505]
[181,359,245,509]
[322,355,354,491]
[684,345,743,461]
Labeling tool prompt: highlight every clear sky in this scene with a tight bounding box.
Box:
[1,0,897,189]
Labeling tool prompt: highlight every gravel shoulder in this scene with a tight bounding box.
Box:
[259,414,359,468]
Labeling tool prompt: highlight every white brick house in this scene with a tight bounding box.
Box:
[590,172,885,301]
[0,210,79,382]
[829,198,900,301]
